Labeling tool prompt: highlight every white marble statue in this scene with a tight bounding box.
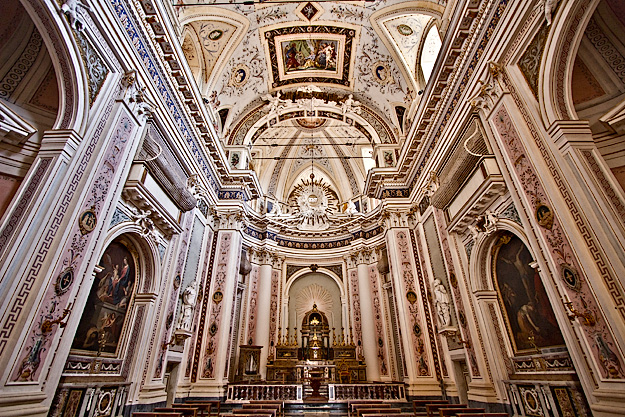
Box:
[345,199,358,215]
[433,279,451,327]
[341,94,362,115]
[178,279,198,331]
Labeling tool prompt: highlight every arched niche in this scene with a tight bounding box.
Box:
[467,223,552,391]
[70,229,159,358]
[284,269,345,345]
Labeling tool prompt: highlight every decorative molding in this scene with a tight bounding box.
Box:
[0,100,37,145]
[493,104,625,380]
[0,28,43,100]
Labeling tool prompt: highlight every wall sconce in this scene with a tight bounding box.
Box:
[564,299,596,327]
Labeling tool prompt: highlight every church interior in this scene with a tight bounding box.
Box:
[1,0,625,416]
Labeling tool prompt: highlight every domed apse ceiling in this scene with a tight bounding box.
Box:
[175,0,445,210]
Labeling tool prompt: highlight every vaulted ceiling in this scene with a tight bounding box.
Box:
[174,0,448,213]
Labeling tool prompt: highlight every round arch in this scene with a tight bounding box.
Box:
[104,223,162,295]
[540,0,602,126]
[20,0,89,133]
[283,268,347,340]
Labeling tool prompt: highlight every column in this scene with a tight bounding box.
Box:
[254,249,274,378]
[356,250,379,381]
[384,211,440,395]
[192,209,244,397]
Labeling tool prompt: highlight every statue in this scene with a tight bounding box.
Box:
[344,199,359,215]
[432,279,451,327]
[341,94,361,115]
[178,280,197,331]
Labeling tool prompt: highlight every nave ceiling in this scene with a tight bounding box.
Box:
[173,0,448,217]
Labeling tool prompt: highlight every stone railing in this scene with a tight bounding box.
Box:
[226,384,302,402]
[329,383,406,401]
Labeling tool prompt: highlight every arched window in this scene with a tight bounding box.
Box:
[420,25,442,84]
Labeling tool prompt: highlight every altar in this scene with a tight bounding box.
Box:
[266,304,366,384]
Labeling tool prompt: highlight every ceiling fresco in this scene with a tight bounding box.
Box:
[175,0,447,218]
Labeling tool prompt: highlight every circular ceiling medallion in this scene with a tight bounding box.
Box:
[373,61,393,85]
[229,64,249,88]
[397,24,413,36]
[296,117,326,129]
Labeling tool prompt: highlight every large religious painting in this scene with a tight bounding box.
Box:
[71,239,136,354]
[262,25,357,88]
[493,233,565,352]
[281,39,339,73]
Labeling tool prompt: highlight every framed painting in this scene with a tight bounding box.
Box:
[493,233,565,352]
[72,239,136,354]
[262,25,358,88]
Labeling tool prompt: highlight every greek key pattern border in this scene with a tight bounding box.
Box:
[0,85,119,357]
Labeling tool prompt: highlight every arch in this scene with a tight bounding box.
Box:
[228,104,395,147]
[540,0,602,126]
[176,7,250,94]
[469,219,528,293]
[181,28,204,88]
[284,270,345,343]
[70,229,159,357]
[104,223,162,295]
[369,2,445,92]
[284,267,346,301]
[20,0,89,133]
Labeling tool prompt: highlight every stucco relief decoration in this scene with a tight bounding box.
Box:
[246,265,260,344]
[61,0,92,31]
[218,29,266,119]
[152,213,194,380]
[269,269,280,348]
[229,64,249,88]
[12,113,134,382]
[433,209,480,376]
[396,230,430,376]
[349,270,363,358]
[76,31,109,105]
[296,284,333,325]
[369,266,389,376]
[493,105,625,379]
[356,27,406,101]
[202,232,232,378]
[190,20,236,83]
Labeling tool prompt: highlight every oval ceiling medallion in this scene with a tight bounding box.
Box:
[397,24,413,36]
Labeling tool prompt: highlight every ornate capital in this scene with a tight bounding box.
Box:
[468,62,505,113]
[121,71,154,121]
